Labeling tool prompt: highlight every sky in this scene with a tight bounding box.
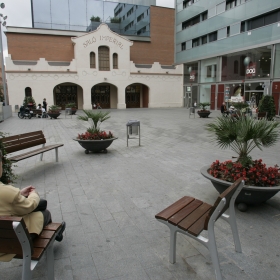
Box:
[1,0,175,59]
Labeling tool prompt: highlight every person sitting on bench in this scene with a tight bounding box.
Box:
[0,150,66,261]
[221,102,228,116]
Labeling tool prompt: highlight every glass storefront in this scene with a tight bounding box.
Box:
[221,46,272,81]
[183,45,278,109]
[31,0,150,36]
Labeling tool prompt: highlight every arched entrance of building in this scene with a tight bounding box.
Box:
[91,83,117,109]
[125,83,149,108]
[53,83,83,109]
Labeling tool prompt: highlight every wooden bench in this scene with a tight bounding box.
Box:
[0,216,62,280]
[1,131,64,162]
[155,178,244,280]
[31,109,42,117]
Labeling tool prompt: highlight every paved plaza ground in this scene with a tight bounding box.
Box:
[0,108,280,280]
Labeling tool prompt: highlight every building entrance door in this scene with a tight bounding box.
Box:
[184,85,197,108]
[244,91,263,106]
[91,85,110,109]
[54,85,77,109]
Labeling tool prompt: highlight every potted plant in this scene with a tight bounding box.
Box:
[66,103,77,115]
[201,115,280,211]
[47,105,61,119]
[73,110,117,154]
[0,132,17,184]
[23,96,36,109]
[197,102,211,118]
[258,95,276,120]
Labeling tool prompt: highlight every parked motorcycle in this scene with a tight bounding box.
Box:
[18,106,32,119]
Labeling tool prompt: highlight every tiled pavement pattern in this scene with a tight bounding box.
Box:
[0,108,280,280]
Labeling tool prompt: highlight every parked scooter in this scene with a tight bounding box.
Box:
[18,106,32,119]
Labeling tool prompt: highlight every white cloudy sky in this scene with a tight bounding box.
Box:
[2,0,175,59]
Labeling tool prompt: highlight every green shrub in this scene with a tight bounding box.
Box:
[258,95,276,120]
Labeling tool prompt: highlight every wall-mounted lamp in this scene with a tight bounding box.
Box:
[232,84,235,87]
[239,84,241,86]
[259,83,262,86]
[138,70,140,73]
[104,78,107,81]
[28,68,31,71]
[166,71,169,74]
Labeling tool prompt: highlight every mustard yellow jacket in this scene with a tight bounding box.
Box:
[0,182,44,261]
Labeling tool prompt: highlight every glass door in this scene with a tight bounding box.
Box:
[184,85,198,108]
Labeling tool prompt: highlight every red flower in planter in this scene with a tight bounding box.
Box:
[209,159,280,187]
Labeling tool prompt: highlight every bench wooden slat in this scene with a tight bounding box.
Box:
[0,238,25,255]
[8,144,64,162]
[44,223,62,231]
[33,238,50,248]
[168,199,203,226]
[155,196,195,221]
[0,229,18,238]
[0,216,22,229]
[39,229,56,239]
[178,203,212,231]
[187,209,211,236]
[14,247,45,261]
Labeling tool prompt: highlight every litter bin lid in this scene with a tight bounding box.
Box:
[126,120,140,126]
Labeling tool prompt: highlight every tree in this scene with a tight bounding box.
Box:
[258,95,276,120]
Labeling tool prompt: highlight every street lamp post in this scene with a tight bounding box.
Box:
[0,2,7,105]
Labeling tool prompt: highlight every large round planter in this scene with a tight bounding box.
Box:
[201,165,280,208]
[197,111,211,118]
[48,112,61,119]
[73,138,117,154]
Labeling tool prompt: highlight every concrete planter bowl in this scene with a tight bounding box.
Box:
[47,112,61,119]
[73,138,117,154]
[197,110,211,118]
[200,165,280,211]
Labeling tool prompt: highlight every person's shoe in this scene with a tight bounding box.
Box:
[55,221,66,242]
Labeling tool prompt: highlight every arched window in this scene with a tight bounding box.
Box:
[113,53,118,69]
[98,46,110,71]
[234,60,239,74]
[25,87,32,97]
[90,52,96,68]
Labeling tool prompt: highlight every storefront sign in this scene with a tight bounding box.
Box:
[83,35,124,49]
[231,96,243,102]
[224,86,230,101]
[246,63,256,77]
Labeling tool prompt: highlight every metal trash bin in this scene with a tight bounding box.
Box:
[126,120,140,147]
[15,105,19,113]
[65,108,72,118]
[189,107,195,118]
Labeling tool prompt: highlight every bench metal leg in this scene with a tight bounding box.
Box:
[55,148,58,162]
[156,219,178,264]
[207,226,223,280]
[46,241,55,280]
[40,144,45,161]
[169,225,177,264]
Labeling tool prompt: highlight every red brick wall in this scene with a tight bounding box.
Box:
[6,6,175,65]
[6,33,74,61]
[131,6,175,65]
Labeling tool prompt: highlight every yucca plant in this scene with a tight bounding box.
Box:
[206,116,280,166]
[77,110,111,134]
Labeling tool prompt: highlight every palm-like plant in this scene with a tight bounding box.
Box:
[198,102,211,111]
[78,110,111,134]
[206,116,280,166]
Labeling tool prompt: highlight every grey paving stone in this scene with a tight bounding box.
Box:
[1,109,280,280]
